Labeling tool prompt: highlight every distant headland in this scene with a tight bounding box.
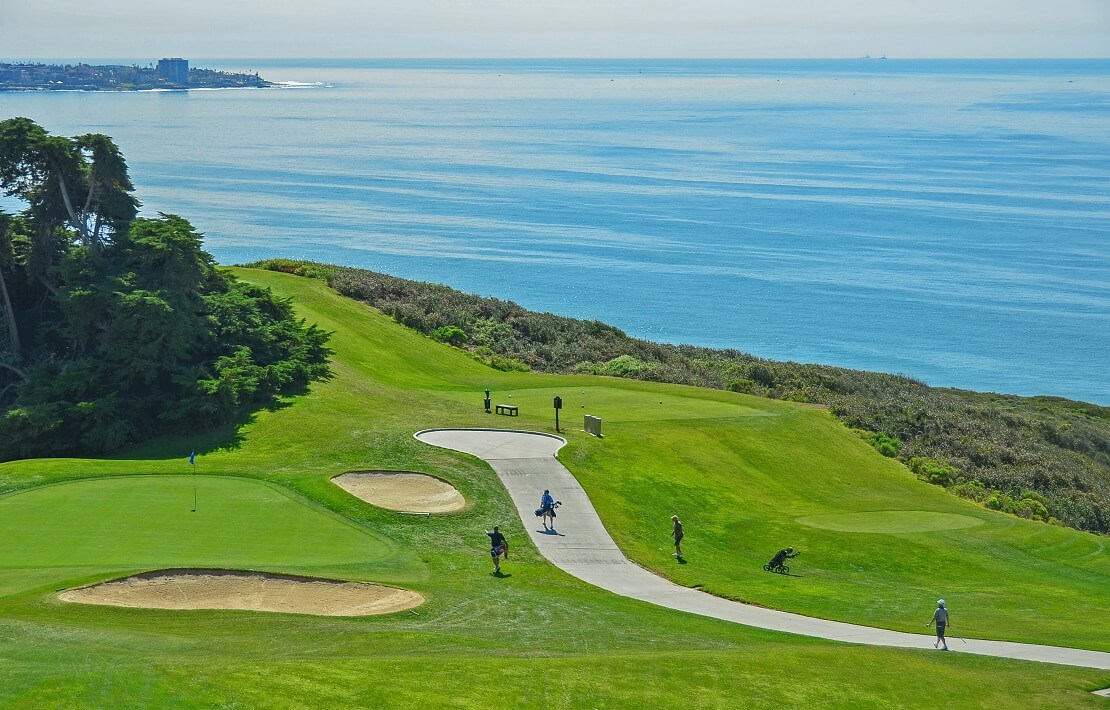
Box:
[0,58,271,91]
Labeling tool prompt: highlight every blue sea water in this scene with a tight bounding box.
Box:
[2,59,1108,404]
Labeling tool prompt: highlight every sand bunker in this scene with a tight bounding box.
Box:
[59,569,423,616]
[332,471,464,513]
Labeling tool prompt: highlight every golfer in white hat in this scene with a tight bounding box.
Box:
[928,599,950,650]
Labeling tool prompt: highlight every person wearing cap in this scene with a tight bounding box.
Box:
[671,515,684,558]
[929,599,950,650]
[768,546,798,570]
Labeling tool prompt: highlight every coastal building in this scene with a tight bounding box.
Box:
[157,58,189,84]
[1,60,267,91]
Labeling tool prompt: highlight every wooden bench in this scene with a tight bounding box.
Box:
[495,404,518,416]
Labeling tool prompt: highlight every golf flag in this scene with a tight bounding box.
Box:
[189,450,195,465]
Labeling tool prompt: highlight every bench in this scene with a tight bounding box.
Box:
[495,404,518,416]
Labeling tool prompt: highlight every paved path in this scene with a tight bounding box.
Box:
[415,428,1110,671]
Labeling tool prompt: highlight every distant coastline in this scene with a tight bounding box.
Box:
[0,59,270,91]
[4,57,1104,404]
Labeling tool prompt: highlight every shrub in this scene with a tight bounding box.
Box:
[852,429,903,458]
[432,325,469,347]
[600,355,655,379]
[749,364,775,388]
[986,492,1017,514]
[488,354,530,372]
[909,456,958,487]
[473,319,514,348]
[953,479,989,503]
[244,258,333,280]
[727,378,756,394]
[1015,496,1050,522]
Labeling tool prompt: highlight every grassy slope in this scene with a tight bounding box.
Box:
[0,268,1106,708]
[565,404,1110,649]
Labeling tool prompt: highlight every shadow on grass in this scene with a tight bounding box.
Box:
[492,571,512,578]
[109,396,300,461]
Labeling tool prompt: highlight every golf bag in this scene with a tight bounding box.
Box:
[534,501,561,517]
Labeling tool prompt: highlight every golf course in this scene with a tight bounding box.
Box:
[1,268,1107,707]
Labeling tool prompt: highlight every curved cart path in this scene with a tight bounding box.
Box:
[416,428,1110,671]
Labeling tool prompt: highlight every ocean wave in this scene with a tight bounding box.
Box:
[272,81,329,89]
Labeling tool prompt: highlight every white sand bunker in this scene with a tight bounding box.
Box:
[333,471,464,513]
[59,569,424,616]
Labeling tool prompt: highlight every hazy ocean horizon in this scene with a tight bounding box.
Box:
[2,59,1108,404]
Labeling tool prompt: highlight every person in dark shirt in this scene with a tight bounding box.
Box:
[486,526,508,574]
[770,547,798,568]
[671,515,684,558]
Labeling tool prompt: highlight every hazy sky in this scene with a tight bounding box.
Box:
[3,0,1108,59]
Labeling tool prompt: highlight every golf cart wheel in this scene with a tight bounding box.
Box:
[778,565,789,574]
[763,564,772,572]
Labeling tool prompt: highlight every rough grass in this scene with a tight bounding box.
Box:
[0,268,1106,707]
[255,258,1109,534]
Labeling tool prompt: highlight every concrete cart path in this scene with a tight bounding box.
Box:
[415,428,1110,671]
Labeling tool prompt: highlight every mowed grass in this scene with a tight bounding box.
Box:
[0,476,412,593]
[561,406,1110,651]
[0,268,1107,708]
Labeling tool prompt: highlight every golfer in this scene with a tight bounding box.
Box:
[486,526,508,574]
[929,599,950,650]
[540,489,555,512]
[538,489,558,530]
[671,515,684,558]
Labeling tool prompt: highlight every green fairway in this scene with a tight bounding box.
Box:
[438,383,775,422]
[796,510,985,533]
[565,407,1110,651]
[0,267,1107,707]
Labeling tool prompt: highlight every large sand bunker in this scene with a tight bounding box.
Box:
[332,471,464,513]
[59,569,424,616]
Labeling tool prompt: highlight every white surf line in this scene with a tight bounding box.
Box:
[414,428,1110,671]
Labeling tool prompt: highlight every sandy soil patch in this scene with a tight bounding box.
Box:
[59,569,423,616]
[333,471,464,513]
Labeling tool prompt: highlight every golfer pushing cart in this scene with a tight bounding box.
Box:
[764,547,800,574]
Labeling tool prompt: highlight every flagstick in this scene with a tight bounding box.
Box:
[191,454,197,513]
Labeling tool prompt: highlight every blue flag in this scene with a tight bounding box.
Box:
[189,450,195,465]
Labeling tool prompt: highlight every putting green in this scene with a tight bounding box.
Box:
[795,510,986,534]
[0,475,395,573]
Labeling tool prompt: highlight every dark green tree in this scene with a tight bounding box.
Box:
[0,211,24,388]
[0,118,139,385]
[0,120,330,459]
[0,117,138,253]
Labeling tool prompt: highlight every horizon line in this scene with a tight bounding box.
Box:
[5,56,1110,62]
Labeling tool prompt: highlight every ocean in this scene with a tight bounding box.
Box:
[2,59,1108,404]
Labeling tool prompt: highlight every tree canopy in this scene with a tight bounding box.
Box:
[0,119,330,459]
